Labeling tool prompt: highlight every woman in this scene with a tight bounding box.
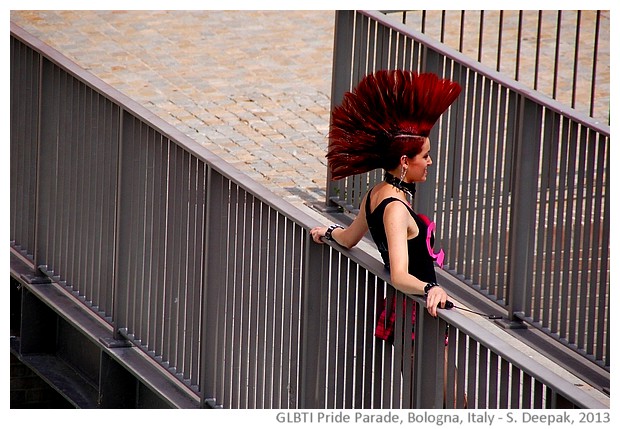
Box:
[310,70,461,338]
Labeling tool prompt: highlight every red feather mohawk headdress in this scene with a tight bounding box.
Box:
[327,70,461,180]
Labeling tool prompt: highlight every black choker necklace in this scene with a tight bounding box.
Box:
[384,171,416,199]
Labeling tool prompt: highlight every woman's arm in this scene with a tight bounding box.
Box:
[310,193,370,249]
[383,202,449,317]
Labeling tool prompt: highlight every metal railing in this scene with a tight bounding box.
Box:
[10,22,608,409]
[383,10,610,124]
[327,10,609,371]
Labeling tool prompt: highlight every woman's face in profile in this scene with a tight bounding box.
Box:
[407,138,432,183]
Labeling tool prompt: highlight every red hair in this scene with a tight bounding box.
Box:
[327,70,461,180]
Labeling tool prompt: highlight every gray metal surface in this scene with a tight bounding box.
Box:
[327,10,609,370]
[10,21,608,409]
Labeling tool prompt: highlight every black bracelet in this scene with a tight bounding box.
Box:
[324,224,344,241]
[424,282,438,295]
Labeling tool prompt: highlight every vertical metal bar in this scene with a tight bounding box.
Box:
[260,205,276,407]
[235,189,249,408]
[200,167,225,407]
[386,26,397,70]
[391,292,404,408]
[577,129,595,353]
[381,286,395,408]
[571,11,581,109]
[478,344,489,408]
[589,11,601,117]
[485,82,502,297]
[488,352,499,408]
[326,10,355,207]
[552,11,562,99]
[541,114,562,323]
[290,224,304,408]
[372,281,386,408]
[456,330,467,408]
[299,234,329,408]
[439,10,446,44]
[90,91,104,303]
[152,133,168,355]
[246,196,262,408]
[56,71,70,285]
[10,37,19,244]
[221,182,236,406]
[322,248,335,407]
[34,58,56,275]
[74,84,87,294]
[466,337,478,408]
[496,89,517,304]
[102,96,120,319]
[256,202,269,408]
[133,121,147,343]
[354,13,370,88]
[178,149,189,377]
[470,73,485,284]
[478,77,493,290]
[534,379,544,408]
[534,11,543,91]
[187,155,204,385]
[499,359,509,408]
[458,11,465,52]
[354,267,367,408]
[595,135,609,363]
[515,10,523,81]
[522,373,532,408]
[273,213,286,407]
[496,11,503,72]
[477,11,484,63]
[506,96,541,320]
[112,109,128,337]
[342,261,356,408]
[414,309,445,408]
[141,127,154,349]
[279,217,293,408]
[401,297,415,407]
[510,366,521,408]
[444,327,457,408]
[94,92,106,311]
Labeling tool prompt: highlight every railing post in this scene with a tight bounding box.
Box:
[30,57,53,283]
[299,239,329,408]
[414,305,447,408]
[325,10,355,209]
[199,167,226,408]
[505,96,542,327]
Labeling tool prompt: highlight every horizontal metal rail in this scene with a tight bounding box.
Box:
[10,22,608,409]
[327,10,609,371]
[384,10,609,124]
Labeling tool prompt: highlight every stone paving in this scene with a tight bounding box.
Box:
[10,10,610,213]
[11,10,336,209]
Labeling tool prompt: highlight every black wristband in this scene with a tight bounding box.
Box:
[324,224,344,241]
[424,282,438,295]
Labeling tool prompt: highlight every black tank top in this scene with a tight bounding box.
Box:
[365,189,437,283]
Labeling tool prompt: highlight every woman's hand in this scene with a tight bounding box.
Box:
[425,285,449,317]
[310,226,328,244]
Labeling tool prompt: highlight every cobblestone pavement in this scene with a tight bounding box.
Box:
[10,10,611,212]
[11,10,335,208]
